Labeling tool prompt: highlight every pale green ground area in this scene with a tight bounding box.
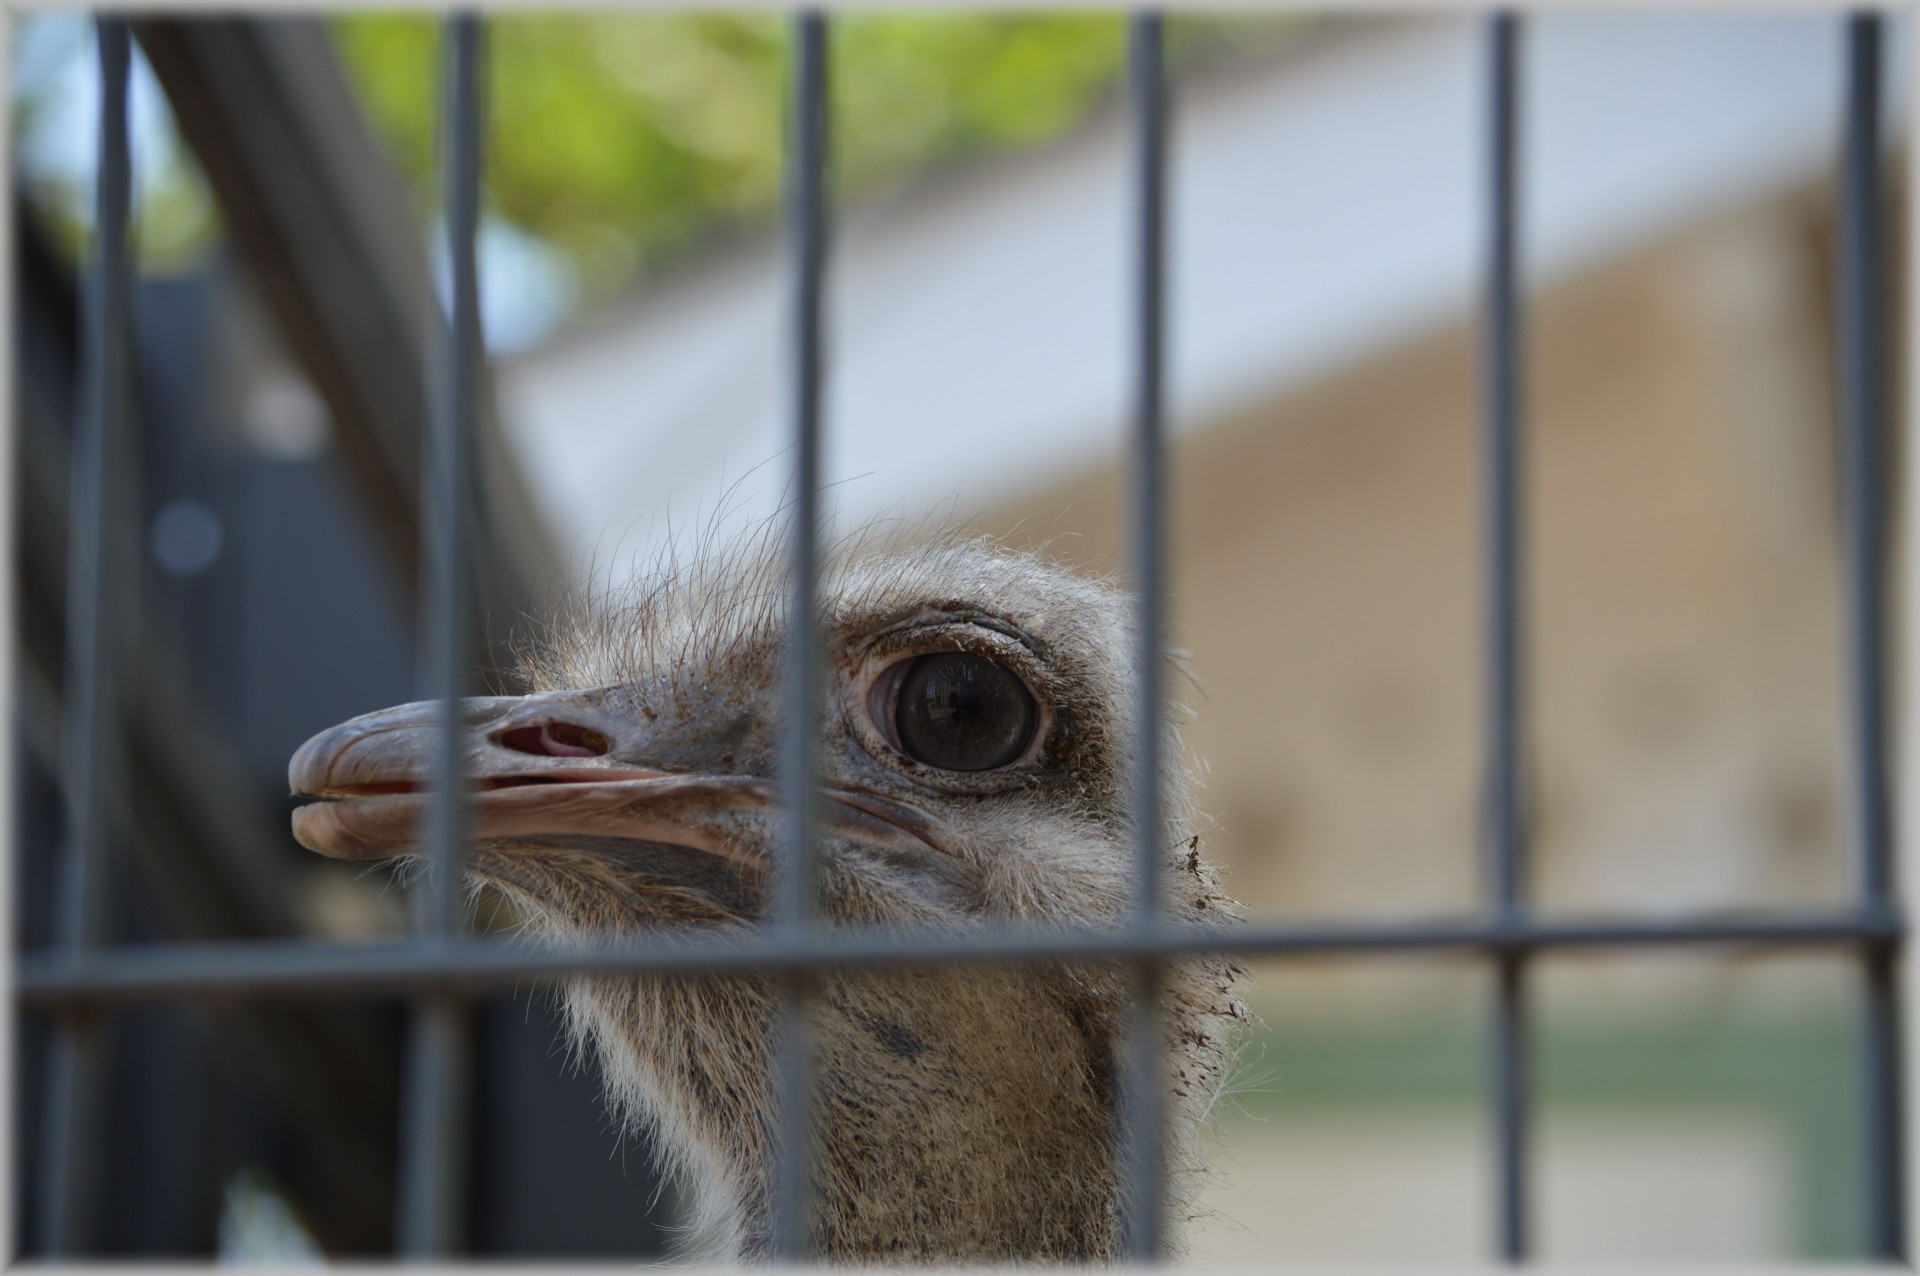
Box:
[1190,1017,1862,1262]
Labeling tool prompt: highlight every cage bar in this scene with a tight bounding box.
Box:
[16,908,1904,1007]
[1119,9,1171,1263]
[421,14,483,941]
[1481,10,1530,1263]
[36,17,133,1255]
[396,997,469,1255]
[771,9,830,1261]
[393,12,483,1257]
[1834,10,1905,1261]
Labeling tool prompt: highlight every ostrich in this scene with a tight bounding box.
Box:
[289,536,1247,1262]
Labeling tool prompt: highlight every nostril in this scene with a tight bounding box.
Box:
[495,721,611,758]
[547,721,611,755]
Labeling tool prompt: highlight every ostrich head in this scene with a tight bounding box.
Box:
[289,536,1246,1262]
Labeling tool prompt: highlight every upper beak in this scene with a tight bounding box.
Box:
[288,689,777,863]
[287,689,951,875]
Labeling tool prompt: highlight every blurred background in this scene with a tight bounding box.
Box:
[9,9,1907,1262]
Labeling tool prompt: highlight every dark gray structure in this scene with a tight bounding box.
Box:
[13,16,667,1258]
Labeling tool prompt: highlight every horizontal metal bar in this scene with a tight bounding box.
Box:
[15,909,1903,1007]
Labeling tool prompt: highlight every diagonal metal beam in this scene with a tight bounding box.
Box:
[133,18,560,669]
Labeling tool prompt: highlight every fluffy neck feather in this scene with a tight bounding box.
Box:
[565,964,1129,1261]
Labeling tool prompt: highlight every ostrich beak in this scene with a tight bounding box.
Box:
[287,691,939,871]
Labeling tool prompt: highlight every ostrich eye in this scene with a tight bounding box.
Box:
[883,652,1038,772]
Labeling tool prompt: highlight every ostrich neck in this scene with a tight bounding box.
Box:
[583,967,1123,1262]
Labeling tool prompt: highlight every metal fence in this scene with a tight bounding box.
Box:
[15,8,1908,1263]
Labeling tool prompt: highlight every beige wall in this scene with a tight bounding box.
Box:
[980,193,1853,1011]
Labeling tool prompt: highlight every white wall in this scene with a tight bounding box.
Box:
[496,12,1889,571]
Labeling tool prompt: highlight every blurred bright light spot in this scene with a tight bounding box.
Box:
[242,368,333,461]
[434,212,581,353]
[11,12,218,268]
[151,499,224,577]
[216,1168,324,1264]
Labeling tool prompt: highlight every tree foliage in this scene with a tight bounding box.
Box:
[11,14,1300,321]
[332,14,1298,309]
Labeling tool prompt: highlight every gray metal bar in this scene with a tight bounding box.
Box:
[396,997,468,1256]
[23,909,1901,1006]
[395,13,483,1258]
[1121,10,1170,1264]
[1862,953,1904,1257]
[38,17,133,1255]
[1490,956,1527,1260]
[422,9,482,942]
[37,1029,103,1255]
[1834,11,1905,1260]
[772,10,829,1261]
[53,18,131,962]
[1481,12,1530,1263]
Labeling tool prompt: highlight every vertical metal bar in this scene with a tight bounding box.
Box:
[1835,11,1905,1260]
[1488,958,1528,1260]
[395,12,482,1257]
[422,11,482,939]
[771,9,829,1261]
[395,996,469,1256]
[37,17,132,1256]
[1121,10,1168,1263]
[1481,11,1530,1264]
